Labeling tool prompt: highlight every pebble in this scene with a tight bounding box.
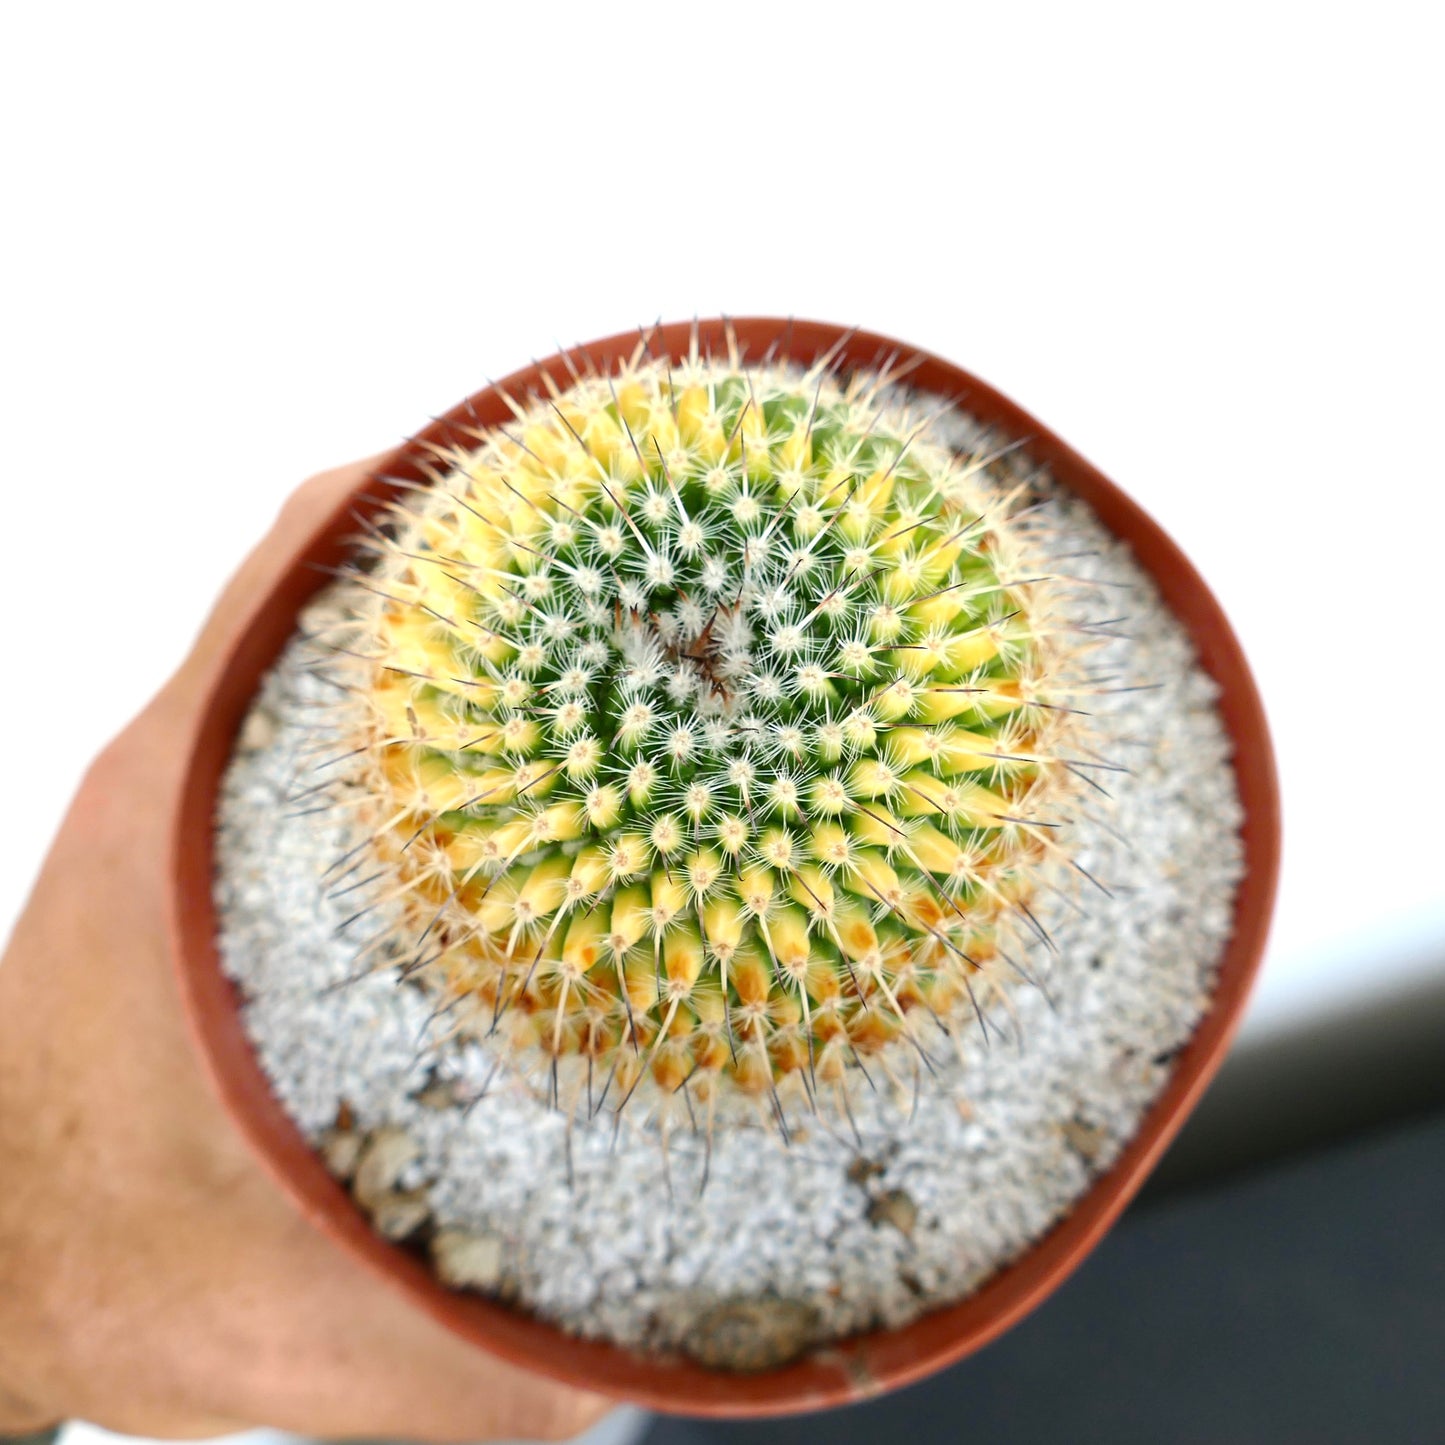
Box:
[319,1127,364,1180]
[353,1127,422,1211]
[867,1190,919,1239]
[368,1188,432,1241]
[432,1228,509,1292]
[683,1298,821,1373]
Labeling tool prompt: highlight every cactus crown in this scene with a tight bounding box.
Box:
[329,333,1093,1125]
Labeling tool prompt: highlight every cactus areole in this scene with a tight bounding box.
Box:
[331,335,1101,1123]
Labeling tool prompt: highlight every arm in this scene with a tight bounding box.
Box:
[0,462,608,1442]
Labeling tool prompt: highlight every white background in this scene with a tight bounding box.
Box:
[1,4,1441,1064]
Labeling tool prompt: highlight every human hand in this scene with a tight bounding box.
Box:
[0,459,612,1441]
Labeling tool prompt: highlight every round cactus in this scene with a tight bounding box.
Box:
[325,333,1097,1124]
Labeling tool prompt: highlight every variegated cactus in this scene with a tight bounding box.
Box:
[324,332,1098,1126]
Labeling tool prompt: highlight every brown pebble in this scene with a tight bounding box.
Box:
[846,1156,885,1187]
[319,1128,363,1181]
[1062,1118,1109,1162]
[368,1187,432,1241]
[867,1189,918,1238]
[414,1080,460,1111]
[684,1298,819,1373]
[236,707,278,753]
[353,1127,421,1211]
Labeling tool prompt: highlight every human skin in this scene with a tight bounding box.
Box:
[0,460,612,1441]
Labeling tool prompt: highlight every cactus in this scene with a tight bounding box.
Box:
[324,331,1097,1126]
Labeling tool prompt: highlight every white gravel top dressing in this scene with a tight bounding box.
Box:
[215,406,1244,1367]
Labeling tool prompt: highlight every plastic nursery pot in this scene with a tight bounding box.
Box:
[171,318,1280,1419]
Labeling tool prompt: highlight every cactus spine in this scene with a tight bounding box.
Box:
[328,332,1095,1124]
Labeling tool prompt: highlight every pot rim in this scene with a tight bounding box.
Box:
[169,317,1280,1418]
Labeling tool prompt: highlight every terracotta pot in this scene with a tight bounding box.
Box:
[171,318,1280,1418]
